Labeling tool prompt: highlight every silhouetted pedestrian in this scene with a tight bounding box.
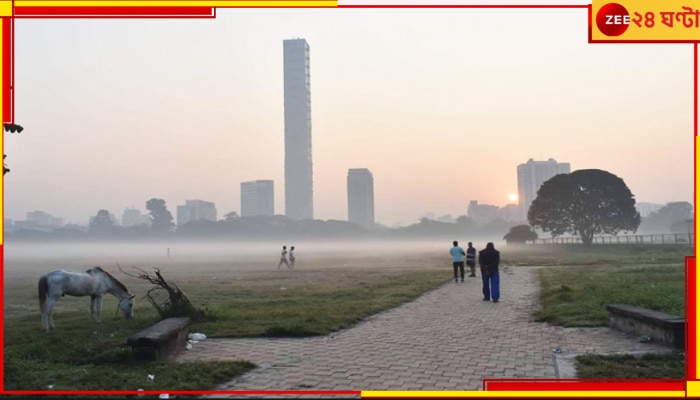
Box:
[277,245,290,270]
[479,242,501,302]
[466,242,476,277]
[449,240,466,283]
[289,246,296,269]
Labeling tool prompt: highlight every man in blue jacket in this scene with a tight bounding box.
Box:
[479,242,501,302]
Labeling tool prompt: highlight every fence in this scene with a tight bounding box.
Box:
[533,233,694,246]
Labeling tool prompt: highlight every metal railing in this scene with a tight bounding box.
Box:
[533,233,694,245]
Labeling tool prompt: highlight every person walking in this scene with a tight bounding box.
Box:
[277,245,290,270]
[479,242,501,302]
[466,242,476,277]
[289,246,296,270]
[449,240,466,283]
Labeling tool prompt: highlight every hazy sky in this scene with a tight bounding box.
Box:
[5,7,695,226]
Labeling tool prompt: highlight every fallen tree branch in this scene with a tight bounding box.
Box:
[117,263,204,321]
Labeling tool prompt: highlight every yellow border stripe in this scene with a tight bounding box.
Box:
[362,391,686,398]
[16,1,337,6]
[0,2,11,16]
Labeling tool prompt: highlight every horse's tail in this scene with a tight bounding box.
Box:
[38,275,48,312]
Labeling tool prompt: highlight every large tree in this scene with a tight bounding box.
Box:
[89,209,115,234]
[503,224,538,244]
[528,169,641,246]
[146,198,174,233]
[641,201,693,233]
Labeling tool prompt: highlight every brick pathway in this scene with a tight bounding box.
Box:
[176,266,672,395]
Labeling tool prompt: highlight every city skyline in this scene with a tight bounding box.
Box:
[5,8,693,226]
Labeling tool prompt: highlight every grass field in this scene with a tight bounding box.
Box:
[575,352,685,378]
[523,245,688,327]
[3,243,451,391]
[3,241,692,389]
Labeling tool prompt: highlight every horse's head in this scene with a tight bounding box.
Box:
[118,294,136,319]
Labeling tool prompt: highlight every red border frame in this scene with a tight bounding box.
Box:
[1,3,696,397]
[14,6,216,16]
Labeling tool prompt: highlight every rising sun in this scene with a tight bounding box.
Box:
[508,193,518,202]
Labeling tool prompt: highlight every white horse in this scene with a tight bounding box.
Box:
[38,267,135,332]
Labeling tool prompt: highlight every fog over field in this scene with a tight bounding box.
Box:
[4,239,506,281]
[6,239,495,318]
[5,239,507,260]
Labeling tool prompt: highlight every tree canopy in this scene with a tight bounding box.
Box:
[640,202,693,233]
[89,209,115,234]
[528,169,640,246]
[503,225,538,244]
[146,198,174,233]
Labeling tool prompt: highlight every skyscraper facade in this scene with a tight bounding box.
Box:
[241,180,275,217]
[283,38,313,221]
[517,158,571,221]
[347,168,375,229]
[177,200,217,226]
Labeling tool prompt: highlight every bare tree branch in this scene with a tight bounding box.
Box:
[117,263,203,320]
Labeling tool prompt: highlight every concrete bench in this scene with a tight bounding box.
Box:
[127,317,191,360]
[607,304,684,349]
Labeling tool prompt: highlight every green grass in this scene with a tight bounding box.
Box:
[3,313,255,392]
[525,245,688,379]
[535,263,685,326]
[4,265,450,391]
[502,244,691,267]
[511,245,688,326]
[189,269,449,337]
[576,352,685,378]
[4,245,690,389]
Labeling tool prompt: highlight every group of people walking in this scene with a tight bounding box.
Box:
[450,240,501,302]
[277,245,296,270]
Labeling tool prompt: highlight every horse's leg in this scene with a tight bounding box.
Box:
[90,295,97,322]
[41,304,48,331]
[95,295,103,323]
[45,297,57,330]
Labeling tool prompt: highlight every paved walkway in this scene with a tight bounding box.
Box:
[176,266,672,394]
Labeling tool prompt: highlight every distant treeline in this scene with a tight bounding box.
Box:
[5,215,518,243]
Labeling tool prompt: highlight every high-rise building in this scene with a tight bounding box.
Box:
[347,168,375,229]
[283,38,314,221]
[26,210,64,228]
[241,180,275,217]
[467,200,501,225]
[177,200,217,226]
[121,208,151,227]
[517,158,571,220]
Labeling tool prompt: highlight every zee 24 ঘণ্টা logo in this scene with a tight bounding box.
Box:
[596,2,700,38]
[596,3,631,37]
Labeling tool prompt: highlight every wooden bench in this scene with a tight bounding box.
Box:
[127,317,191,360]
[607,304,684,349]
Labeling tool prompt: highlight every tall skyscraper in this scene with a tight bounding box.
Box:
[517,158,571,221]
[241,180,275,217]
[283,38,314,221]
[347,168,375,229]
